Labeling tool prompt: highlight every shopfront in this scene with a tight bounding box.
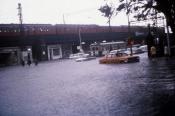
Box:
[47,45,62,60]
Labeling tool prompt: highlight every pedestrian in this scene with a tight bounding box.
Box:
[27,53,31,66]
[164,46,168,56]
[164,46,169,60]
[21,59,25,66]
[150,46,156,60]
[27,59,31,66]
[34,59,38,66]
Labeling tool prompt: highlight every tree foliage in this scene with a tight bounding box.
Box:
[99,0,175,34]
[99,3,115,31]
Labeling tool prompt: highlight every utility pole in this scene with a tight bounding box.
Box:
[63,14,66,33]
[17,3,24,64]
[162,16,171,56]
[63,14,66,25]
[17,3,23,35]
[78,27,83,52]
[126,0,133,55]
[165,18,171,56]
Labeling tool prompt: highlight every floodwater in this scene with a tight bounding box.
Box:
[0,53,175,116]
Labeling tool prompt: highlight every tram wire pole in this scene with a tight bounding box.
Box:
[165,18,171,56]
[18,3,24,64]
[126,0,133,56]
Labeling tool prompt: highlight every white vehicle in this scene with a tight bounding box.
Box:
[69,52,96,62]
[139,45,148,52]
[75,57,96,62]
[110,49,130,55]
[69,52,89,59]
[129,47,144,54]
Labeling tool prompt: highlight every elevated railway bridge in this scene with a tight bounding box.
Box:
[0,24,166,66]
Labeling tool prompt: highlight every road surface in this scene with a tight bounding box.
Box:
[0,53,175,116]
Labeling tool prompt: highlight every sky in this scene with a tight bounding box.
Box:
[0,0,132,26]
[0,0,160,26]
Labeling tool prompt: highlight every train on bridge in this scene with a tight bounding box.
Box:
[0,24,147,36]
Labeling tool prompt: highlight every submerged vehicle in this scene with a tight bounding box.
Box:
[139,45,148,52]
[75,56,96,62]
[69,52,89,59]
[69,52,95,62]
[99,50,140,64]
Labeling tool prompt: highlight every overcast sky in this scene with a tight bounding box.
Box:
[0,0,133,26]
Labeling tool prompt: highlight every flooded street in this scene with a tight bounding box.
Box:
[0,53,175,116]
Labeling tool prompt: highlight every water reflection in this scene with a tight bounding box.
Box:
[102,55,175,116]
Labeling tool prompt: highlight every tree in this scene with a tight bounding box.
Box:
[99,3,115,32]
[99,0,174,35]
[116,0,174,35]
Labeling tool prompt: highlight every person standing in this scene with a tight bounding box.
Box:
[27,53,31,66]
[164,46,169,60]
[150,46,156,59]
[164,46,168,57]
[21,59,25,66]
[34,59,38,66]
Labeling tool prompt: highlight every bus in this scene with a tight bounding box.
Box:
[90,41,126,56]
